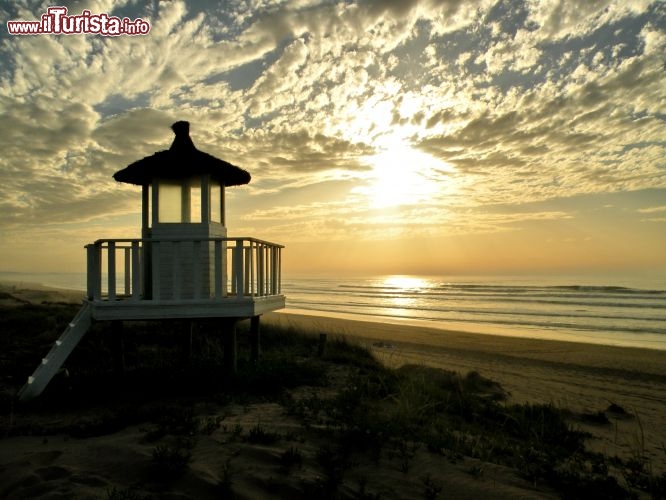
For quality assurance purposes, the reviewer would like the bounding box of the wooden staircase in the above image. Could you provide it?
[18,302,93,402]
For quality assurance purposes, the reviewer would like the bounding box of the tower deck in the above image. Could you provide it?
[86,236,285,321]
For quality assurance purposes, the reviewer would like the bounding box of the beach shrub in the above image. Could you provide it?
[323,335,384,370]
[198,414,224,435]
[151,439,193,477]
[236,321,319,355]
[579,410,611,425]
[246,423,280,444]
[230,356,327,397]
[315,443,354,493]
[106,486,152,500]
[217,458,235,499]
[279,446,303,471]
[421,474,443,500]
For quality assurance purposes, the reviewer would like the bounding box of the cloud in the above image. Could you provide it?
[637,206,666,214]
[524,0,654,40]
[0,0,664,261]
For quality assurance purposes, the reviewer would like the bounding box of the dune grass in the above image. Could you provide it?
[1,302,665,498]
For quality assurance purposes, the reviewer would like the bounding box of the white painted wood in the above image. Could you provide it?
[215,240,223,298]
[257,244,265,296]
[152,241,161,301]
[91,295,286,321]
[201,175,210,223]
[86,244,95,300]
[277,247,282,294]
[93,244,101,300]
[173,241,181,301]
[244,246,251,296]
[87,237,283,309]
[131,241,141,301]
[220,185,226,226]
[193,240,202,300]
[151,180,159,228]
[142,185,150,232]
[18,302,93,401]
[249,240,255,296]
[108,241,116,300]
[233,240,244,298]
[181,180,191,222]
[124,247,131,295]
[271,247,277,295]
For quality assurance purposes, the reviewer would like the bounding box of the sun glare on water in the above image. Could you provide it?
[382,275,429,290]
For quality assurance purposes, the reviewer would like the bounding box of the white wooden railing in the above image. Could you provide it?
[85,237,283,302]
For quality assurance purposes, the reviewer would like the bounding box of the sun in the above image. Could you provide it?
[360,141,451,209]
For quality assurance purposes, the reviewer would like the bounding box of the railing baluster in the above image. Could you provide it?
[131,241,141,301]
[108,242,116,300]
[277,247,282,294]
[270,247,277,295]
[124,247,131,296]
[263,245,268,296]
[244,245,251,296]
[233,240,244,298]
[86,244,94,300]
[264,245,269,296]
[214,240,223,299]
[250,240,255,297]
[257,244,264,296]
[152,241,161,301]
[94,243,102,300]
[83,237,283,304]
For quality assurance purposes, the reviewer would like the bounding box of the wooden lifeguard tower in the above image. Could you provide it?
[18,121,285,401]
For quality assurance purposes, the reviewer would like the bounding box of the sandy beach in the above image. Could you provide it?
[2,284,666,498]
[0,281,85,307]
[264,311,666,471]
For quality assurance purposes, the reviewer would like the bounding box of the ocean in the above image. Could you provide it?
[2,271,666,350]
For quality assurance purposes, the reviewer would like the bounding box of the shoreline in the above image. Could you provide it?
[267,310,666,378]
[280,307,666,351]
[2,280,665,352]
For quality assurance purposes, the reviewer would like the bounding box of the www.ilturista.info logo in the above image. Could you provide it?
[6,6,150,36]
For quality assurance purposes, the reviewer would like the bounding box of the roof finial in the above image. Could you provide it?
[170,121,195,151]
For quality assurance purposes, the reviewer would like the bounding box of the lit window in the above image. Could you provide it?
[158,182,182,223]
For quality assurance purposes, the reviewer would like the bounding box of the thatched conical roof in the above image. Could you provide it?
[113,121,251,186]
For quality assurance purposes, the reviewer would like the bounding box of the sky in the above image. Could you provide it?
[1,0,665,277]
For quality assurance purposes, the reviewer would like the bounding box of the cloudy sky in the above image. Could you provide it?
[1,0,664,276]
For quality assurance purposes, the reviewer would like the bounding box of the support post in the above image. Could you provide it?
[250,315,261,364]
[223,319,237,374]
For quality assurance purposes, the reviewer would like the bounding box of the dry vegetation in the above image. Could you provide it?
[1,300,665,499]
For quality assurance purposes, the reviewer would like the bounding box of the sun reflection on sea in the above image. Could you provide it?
[382,275,428,290]
[379,275,430,311]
